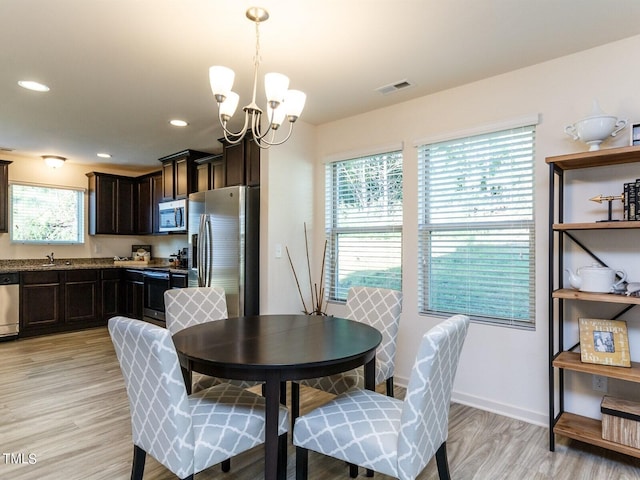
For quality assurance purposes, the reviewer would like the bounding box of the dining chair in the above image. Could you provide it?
[293,314,470,480]
[291,286,402,427]
[164,287,262,392]
[108,316,289,480]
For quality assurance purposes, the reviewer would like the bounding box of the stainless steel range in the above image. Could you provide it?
[142,268,170,324]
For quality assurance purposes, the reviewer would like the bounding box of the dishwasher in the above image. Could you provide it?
[0,272,19,340]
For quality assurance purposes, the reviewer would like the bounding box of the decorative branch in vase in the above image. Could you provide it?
[286,223,328,315]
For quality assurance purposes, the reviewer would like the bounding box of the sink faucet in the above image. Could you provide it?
[46,252,55,264]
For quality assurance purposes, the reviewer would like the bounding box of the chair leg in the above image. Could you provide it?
[291,382,300,433]
[131,445,146,480]
[296,446,308,480]
[180,476,194,480]
[435,442,451,480]
[278,433,288,480]
[221,458,231,472]
[386,377,394,397]
[349,463,358,478]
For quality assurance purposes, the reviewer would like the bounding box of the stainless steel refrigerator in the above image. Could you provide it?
[188,186,260,317]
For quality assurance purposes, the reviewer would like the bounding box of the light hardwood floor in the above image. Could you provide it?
[1,327,639,479]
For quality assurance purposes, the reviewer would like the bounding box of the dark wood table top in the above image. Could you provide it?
[172,313,382,380]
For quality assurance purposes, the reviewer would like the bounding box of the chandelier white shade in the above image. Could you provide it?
[209,7,306,148]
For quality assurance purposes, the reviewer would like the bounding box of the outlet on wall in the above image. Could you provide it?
[592,375,608,393]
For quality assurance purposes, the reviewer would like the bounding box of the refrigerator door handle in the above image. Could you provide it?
[205,215,213,287]
[198,215,206,287]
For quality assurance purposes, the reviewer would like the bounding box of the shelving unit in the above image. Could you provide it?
[548,145,640,458]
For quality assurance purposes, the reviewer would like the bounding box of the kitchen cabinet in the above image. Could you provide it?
[0,160,11,233]
[87,172,137,235]
[20,270,63,335]
[64,269,99,325]
[101,269,121,321]
[20,268,123,337]
[159,149,211,201]
[195,154,225,191]
[137,171,162,234]
[221,137,260,187]
[548,145,640,459]
[123,269,144,320]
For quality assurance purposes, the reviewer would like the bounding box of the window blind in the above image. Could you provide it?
[11,183,85,244]
[325,151,403,302]
[417,126,535,327]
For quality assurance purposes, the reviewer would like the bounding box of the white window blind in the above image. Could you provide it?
[417,125,535,327]
[325,151,403,302]
[11,183,85,244]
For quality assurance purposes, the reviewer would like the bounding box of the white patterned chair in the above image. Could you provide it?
[164,287,262,392]
[108,316,289,480]
[291,287,402,427]
[292,314,469,480]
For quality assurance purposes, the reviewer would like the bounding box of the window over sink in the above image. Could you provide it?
[10,183,84,244]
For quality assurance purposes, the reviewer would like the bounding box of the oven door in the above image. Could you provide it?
[143,270,170,324]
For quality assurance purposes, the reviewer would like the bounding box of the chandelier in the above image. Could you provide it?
[209,7,306,149]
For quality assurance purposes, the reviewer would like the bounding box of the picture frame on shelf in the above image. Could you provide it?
[579,317,631,367]
[631,123,640,146]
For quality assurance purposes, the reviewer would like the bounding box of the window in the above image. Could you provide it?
[325,150,403,302]
[11,183,84,244]
[417,125,535,327]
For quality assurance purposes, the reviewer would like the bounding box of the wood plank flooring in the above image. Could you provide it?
[1,327,639,479]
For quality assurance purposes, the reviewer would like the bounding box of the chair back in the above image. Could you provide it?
[164,286,228,335]
[346,287,402,379]
[108,316,195,478]
[397,314,469,479]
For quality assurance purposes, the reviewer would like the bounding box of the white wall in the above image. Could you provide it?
[310,35,640,426]
[0,154,188,261]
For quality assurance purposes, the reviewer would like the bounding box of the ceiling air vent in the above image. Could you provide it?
[376,79,413,95]
[0,147,14,152]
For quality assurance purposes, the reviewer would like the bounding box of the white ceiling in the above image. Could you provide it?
[2,0,640,169]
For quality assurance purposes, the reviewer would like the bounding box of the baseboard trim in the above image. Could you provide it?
[394,376,547,427]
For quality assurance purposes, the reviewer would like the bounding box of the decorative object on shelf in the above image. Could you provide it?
[209,7,306,149]
[42,155,66,168]
[631,123,640,146]
[590,193,624,222]
[601,396,640,448]
[579,318,630,367]
[626,282,640,297]
[623,179,640,221]
[564,100,627,151]
[286,223,328,315]
[566,264,627,293]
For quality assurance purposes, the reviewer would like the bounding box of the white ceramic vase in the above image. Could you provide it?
[565,100,627,151]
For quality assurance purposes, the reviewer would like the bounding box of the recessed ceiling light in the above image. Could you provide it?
[97,153,112,158]
[18,80,50,92]
[170,119,188,127]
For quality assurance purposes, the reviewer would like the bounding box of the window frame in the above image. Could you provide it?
[10,182,85,245]
[324,149,403,303]
[416,121,537,328]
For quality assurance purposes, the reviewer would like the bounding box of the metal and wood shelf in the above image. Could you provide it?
[548,145,640,458]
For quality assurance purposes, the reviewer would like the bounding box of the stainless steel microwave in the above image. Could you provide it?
[158,199,187,232]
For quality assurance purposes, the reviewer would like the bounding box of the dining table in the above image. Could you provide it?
[171,313,382,480]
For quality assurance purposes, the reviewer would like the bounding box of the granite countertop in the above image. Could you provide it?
[0,258,189,274]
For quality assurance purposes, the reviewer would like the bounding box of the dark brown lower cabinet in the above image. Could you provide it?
[123,269,144,320]
[20,268,122,337]
[20,271,63,335]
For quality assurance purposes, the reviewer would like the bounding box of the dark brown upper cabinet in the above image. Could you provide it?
[137,171,162,235]
[0,160,11,233]
[159,149,211,201]
[220,137,260,187]
[195,154,224,192]
[87,172,136,235]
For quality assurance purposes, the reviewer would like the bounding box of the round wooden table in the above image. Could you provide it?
[172,314,382,480]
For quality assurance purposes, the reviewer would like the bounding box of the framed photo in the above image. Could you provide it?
[579,318,631,367]
[631,123,640,146]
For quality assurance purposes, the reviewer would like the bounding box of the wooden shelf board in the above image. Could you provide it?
[554,412,640,459]
[553,351,640,383]
[553,221,640,230]
[546,146,640,170]
[552,288,640,305]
